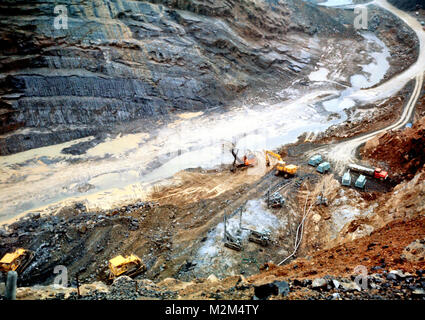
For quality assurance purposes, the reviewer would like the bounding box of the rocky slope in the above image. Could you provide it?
[0,0,353,155]
[361,116,425,181]
[389,0,425,10]
[3,215,425,300]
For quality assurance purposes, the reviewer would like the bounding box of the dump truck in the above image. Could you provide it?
[355,175,367,189]
[317,162,331,174]
[348,164,388,180]
[308,154,323,167]
[0,248,34,274]
[265,150,298,177]
[342,170,352,186]
[108,254,146,280]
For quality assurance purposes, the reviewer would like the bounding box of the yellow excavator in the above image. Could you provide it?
[108,254,146,281]
[0,248,34,274]
[265,150,298,177]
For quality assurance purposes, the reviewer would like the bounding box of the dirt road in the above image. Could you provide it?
[0,0,421,222]
[311,0,425,170]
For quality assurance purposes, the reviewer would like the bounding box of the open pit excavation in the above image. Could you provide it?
[0,0,425,306]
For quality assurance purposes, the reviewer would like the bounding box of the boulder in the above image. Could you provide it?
[311,278,328,289]
[401,239,425,263]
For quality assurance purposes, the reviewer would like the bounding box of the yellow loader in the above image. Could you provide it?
[108,254,146,281]
[265,150,298,177]
[0,248,34,274]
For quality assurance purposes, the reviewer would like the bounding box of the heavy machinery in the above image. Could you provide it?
[231,148,257,172]
[342,170,352,186]
[223,206,274,250]
[0,248,34,274]
[247,229,271,247]
[347,164,388,180]
[316,184,328,206]
[224,233,242,251]
[355,175,367,189]
[308,154,323,167]
[108,254,146,280]
[267,192,285,208]
[223,212,243,251]
[265,150,298,177]
[317,162,331,174]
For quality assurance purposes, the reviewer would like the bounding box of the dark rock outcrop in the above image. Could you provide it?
[388,0,425,10]
[0,0,351,154]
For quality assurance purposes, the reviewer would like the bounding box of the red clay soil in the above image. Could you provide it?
[361,116,425,181]
[250,215,425,282]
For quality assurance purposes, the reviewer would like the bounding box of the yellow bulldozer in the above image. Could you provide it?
[108,254,146,281]
[0,248,34,274]
[265,150,298,177]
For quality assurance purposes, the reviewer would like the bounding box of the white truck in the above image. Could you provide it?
[347,164,388,180]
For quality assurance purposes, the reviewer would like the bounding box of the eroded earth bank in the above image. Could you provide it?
[0,0,424,300]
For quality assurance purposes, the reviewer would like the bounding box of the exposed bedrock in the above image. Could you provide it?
[388,0,425,10]
[0,0,365,154]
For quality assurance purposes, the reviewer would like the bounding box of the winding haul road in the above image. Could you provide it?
[312,0,425,169]
[0,0,423,223]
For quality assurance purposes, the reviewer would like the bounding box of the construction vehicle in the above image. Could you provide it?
[267,192,285,208]
[348,163,388,180]
[316,195,328,206]
[223,212,242,251]
[108,254,146,280]
[248,229,271,247]
[317,162,331,174]
[231,148,257,172]
[316,184,328,206]
[265,150,298,177]
[342,170,352,186]
[355,175,367,189]
[308,154,323,167]
[0,248,34,274]
[224,234,242,251]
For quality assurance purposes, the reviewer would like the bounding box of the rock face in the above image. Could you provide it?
[388,0,425,10]
[0,0,350,155]
[361,116,425,181]
[401,239,425,263]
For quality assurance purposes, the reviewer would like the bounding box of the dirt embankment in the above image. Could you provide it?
[361,116,425,181]
[250,114,425,297]
[317,96,406,144]
[251,215,425,282]
[9,215,425,300]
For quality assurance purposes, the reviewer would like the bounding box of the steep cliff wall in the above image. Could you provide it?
[0,0,350,154]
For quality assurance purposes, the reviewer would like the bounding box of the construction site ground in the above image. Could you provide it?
[2,75,425,301]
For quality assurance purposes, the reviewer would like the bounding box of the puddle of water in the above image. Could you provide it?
[319,0,353,7]
[0,31,392,223]
[322,32,390,112]
[0,89,340,222]
[309,67,330,82]
[86,132,149,158]
[349,32,390,88]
